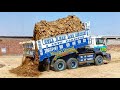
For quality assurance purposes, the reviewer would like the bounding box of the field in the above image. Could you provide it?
[0,45,120,78]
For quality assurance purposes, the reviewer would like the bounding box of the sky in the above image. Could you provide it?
[0,12,120,36]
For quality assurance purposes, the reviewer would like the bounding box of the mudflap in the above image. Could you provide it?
[44,59,50,72]
[104,53,111,64]
[39,59,50,72]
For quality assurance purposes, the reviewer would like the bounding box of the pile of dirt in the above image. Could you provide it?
[0,64,5,68]
[107,45,120,51]
[33,15,85,40]
[9,57,40,77]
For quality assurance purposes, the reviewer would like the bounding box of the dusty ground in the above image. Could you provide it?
[0,47,120,78]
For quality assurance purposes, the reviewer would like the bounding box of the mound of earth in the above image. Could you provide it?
[9,57,41,77]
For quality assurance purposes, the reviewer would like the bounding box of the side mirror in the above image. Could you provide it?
[85,21,90,30]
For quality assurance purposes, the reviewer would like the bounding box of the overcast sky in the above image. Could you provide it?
[0,12,120,36]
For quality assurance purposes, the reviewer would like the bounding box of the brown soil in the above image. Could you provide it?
[9,57,40,77]
[33,15,85,40]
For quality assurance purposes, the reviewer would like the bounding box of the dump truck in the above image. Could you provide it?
[20,21,111,71]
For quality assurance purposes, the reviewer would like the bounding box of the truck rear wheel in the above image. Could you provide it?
[53,59,66,71]
[95,55,103,65]
[67,58,78,69]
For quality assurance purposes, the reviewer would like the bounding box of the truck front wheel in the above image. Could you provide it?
[53,59,66,71]
[67,58,78,69]
[95,55,103,65]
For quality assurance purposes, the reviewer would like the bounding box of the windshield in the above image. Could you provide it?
[96,38,104,45]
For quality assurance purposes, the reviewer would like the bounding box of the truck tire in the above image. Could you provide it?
[95,55,103,65]
[67,58,78,69]
[53,59,66,71]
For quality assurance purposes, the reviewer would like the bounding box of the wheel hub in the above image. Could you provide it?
[71,61,77,68]
[57,62,64,70]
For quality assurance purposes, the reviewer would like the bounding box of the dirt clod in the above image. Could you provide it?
[0,64,5,68]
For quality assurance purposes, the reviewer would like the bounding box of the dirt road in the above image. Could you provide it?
[0,50,120,78]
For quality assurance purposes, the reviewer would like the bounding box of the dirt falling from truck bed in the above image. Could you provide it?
[9,57,41,77]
